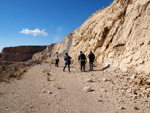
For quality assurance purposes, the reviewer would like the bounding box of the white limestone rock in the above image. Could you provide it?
[83,86,92,92]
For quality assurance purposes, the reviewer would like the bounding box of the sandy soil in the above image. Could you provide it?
[0,57,150,113]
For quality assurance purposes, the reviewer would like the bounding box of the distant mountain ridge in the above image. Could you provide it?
[0,46,46,65]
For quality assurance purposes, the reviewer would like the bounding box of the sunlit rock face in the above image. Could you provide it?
[54,0,150,74]
[51,33,73,56]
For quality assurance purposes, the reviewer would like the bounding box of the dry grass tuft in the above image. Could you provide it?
[0,65,7,72]
[0,51,49,82]
[46,76,51,81]
[54,83,62,89]
[15,71,22,80]
[12,65,19,71]
[34,60,42,65]
[0,63,28,82]
[51,59,55,64]
[1,73,10,83]
[47,72,51,76]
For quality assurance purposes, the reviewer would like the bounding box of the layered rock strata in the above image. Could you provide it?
[0,46,47,62]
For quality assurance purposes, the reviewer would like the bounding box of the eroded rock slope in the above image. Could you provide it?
[55,0,150,74]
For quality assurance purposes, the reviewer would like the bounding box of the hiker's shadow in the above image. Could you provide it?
[89,64,110,72]
[100,64,110,71]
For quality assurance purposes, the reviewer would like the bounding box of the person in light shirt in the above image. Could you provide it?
[55,52,59,67]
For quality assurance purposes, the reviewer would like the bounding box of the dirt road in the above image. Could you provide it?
[0,57,150,113]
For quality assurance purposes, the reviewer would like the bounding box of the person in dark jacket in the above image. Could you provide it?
[78,51,86,72]
[88,51,95,71]
[63,53,71,72]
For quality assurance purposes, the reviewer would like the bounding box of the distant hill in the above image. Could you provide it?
[0,46,46,65]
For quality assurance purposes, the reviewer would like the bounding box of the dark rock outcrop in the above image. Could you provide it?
[0,46,47,62]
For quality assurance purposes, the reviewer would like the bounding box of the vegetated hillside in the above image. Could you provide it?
[55,0,150,74]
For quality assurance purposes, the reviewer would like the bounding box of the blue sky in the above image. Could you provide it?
[0,0,114,52]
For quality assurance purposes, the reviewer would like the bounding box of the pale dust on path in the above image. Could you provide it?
[0,57,150,113]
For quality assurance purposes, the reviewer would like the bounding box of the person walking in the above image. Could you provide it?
[55,52,59,67]
[78,51,86,72]
[63,53,71,72]
[88,51,95,71]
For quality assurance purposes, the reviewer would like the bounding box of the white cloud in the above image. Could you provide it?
[20,28,48,37]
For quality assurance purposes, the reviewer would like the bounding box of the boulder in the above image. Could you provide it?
[83,86,92,92]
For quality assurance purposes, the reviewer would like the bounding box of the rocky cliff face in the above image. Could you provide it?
[0,46,47,62]
[51,33,73,56]
[55,0,150,74]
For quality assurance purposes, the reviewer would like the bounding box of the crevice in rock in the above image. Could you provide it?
[102,27,111,40]
[143,1,150,11]
[106,43,110,50]
[94,27,111,51]
[114,44,125,48]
